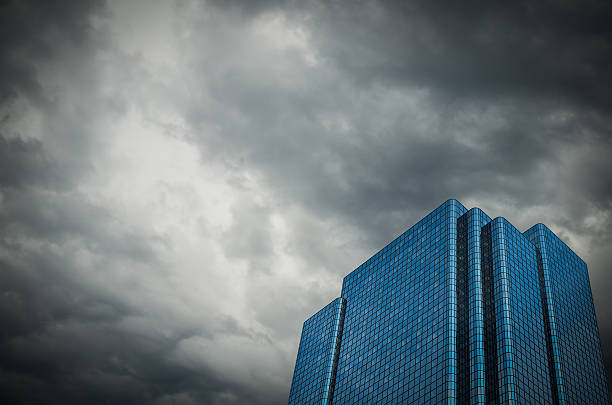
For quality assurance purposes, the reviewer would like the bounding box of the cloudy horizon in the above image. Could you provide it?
[1,0,612,403]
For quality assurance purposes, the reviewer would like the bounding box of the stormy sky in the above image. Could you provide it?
[1,0,611,403]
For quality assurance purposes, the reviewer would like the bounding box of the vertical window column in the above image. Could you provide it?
[322,298,346,405]
[490,220,517,404]
[467,210,489,404]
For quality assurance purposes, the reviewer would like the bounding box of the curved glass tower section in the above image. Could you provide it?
[288,200,609,404]
[524,224,609,404]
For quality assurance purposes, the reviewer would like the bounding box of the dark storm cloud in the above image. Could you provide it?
[308,1,612,107]
[200,0,612,191]
[0,1,232,404]
[0,195,267,404]
[0,0,104,103]
[0,250,254,405]
[0,136,65,189]
[1,0,612,404]
[221,199,274,273]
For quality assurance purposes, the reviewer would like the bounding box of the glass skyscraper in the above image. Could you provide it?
[288,200,609,404]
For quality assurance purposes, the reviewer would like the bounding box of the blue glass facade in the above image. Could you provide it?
[483,218,552,404]
[333,200,465,404]
[457,208,490,404]
[289,200,610,404]
[524,224,609,404]
[288,298,346,405]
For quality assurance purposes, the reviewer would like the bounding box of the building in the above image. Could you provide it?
[287,199,609,404]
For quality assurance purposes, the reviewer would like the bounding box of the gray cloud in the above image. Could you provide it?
[1,0,612,403]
